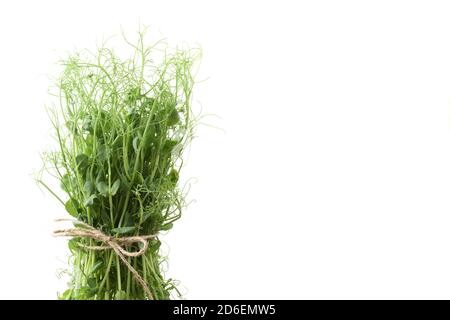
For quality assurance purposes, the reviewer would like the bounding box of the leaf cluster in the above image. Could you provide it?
[39,31,199,299]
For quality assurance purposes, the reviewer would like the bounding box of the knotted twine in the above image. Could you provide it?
[53,218,157,300]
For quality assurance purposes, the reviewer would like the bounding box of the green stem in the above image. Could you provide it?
[116,256,122,293]
[98,251,114,294]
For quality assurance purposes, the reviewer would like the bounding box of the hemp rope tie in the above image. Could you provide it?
[53,218,157,300]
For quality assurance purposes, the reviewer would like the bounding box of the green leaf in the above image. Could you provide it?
[124,211,135,227]
[65,199,79,217]
[59,289,72,300]
[60,173,72,192]
[97,145,109,162]
[141,212,152,224]
[75,154,89,171]
[82,118,93,133]
[114,290,128,300]
[111,179,121,196]
[163,139,178,153]
[83,180,93,195]
[101,209,111,225]
[167,109,180,126]
[96,181,109,196]
[65,120,77,133]
[87,277,97,289]
[149,239,161,253]
[68,238,78,252]
[78,286,96,298]
[160,222,173,231]
[91,260,104,274]
[111,226,135,235]
[83,194,97,207]
[132,136,139,152]
[168,169,179,184]
[120,176,132,192]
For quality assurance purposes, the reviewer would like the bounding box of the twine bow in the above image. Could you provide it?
[53,218,157,300]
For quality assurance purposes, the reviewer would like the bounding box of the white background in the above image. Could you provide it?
[1,0,450,299]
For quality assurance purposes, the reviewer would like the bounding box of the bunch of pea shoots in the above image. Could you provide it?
[38,32,199,300]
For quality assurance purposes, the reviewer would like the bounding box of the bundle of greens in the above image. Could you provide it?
[38,31,199,300]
